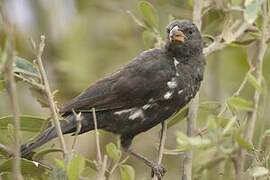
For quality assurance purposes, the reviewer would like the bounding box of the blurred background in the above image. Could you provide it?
[0,0,269,179]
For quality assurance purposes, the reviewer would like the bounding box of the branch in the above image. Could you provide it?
[14,73,45,91]
[71,110,82,150]
[181,1,202,180]
[235,2,270,180]
[92,107,102,166]
[97,155,108,180]
[0,8,23,180]
[203,22,250,56]
[32,36,67,156]
[153,121,167,180]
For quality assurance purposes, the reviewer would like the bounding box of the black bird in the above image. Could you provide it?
[21,20,205,179]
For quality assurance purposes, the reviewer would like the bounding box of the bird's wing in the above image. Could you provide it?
[59,49,174,114]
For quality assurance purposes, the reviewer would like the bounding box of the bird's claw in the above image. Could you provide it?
[151,164,166,179]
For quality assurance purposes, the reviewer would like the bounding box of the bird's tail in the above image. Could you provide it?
[20,113,94,157]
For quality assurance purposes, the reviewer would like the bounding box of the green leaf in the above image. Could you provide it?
[67,154,85,180]
[0,158,50,175]
[0,80,5,92]
[106,142,122,162]
[222,116,237,136]
[228,96,253,111]
[167,106,188,128]
[55,159,65,169]
[234,132,253,150]
[142,30,155,48]
[0,115,48,132]
[248,166,269,177]
[244,0,265,24]
[14,56,40,78]
[247,72,261,91]
[139,1,159,29]
[176,132,211,151]
[120,164,135,180]
[32,148,63,161]
[200,101,221,111]
[127,11,147,29]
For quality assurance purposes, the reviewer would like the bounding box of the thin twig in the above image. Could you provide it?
[14,73,45,91]
[0,143,13,157]
[32,36,67,156]
[181,0,202,179]
[153,121,167,180]
[71,110,82,150]
[108,156,129,178]
[157,121,167,164]
[0,9,23,180]
[203,22,251,56]
[233,69,252,96]
[235,2,269,180]
[97,155,108,180]
[92,107,102,166]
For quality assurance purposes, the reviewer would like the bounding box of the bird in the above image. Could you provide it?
[20,19,205,179]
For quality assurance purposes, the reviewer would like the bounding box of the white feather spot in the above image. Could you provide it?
[33,161,39,167]
[167,77,177,89]
[164,91,173,99]
[178,89,184,94]
[129,109,144,120]
[142,104,151,110]
[174,58,179,67]
[148,98,154,103]
[114,108,133,115]
[176,72,180,76]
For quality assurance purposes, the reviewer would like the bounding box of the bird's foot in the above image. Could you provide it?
[151,164,166,180]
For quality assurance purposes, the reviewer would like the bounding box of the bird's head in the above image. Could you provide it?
[165,20,203,58]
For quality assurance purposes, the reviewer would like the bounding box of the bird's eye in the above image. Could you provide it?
[188,30,193,35]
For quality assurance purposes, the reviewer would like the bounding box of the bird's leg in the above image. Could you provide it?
[121,136,166,179]
[126,148,166,179]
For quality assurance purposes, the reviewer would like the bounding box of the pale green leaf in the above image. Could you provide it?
[176,132,211,150]
[247,72,261,91]
[139,1,159,29]
[244,0,265,24]
[0,158,50,175]
[106,142,122,162]
[67,154,85,180]
[0,115,48,132]
[120,164,135,180]
[33,148,63,161]
[228,96,253,111]
[127,11,147,29]
[14,56,40,78]
[234,132,253,150]
[222,116,237,136]
[200,101,221,111]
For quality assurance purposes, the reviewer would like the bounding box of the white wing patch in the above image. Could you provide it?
[167,77,177,89]
[178,89,184,94]
[164,91,173,99]
[114,108,133,115]
[142,104,151,110]
[129,109,144,120]
[174,57,179,67]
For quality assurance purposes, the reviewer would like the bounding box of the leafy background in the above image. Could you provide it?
[0,0,270,179]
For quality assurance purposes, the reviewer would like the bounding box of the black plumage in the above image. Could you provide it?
[21,20,205,178]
